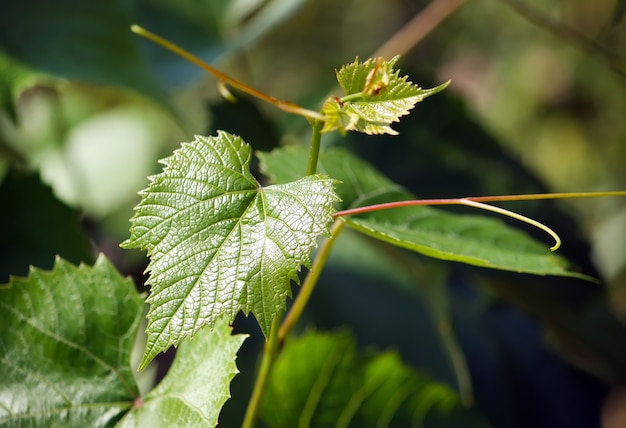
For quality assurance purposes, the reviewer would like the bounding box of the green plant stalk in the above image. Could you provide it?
[242,312,282,428]
[241,220,345,427]
[306,120,324,175]
[279,219,346,344]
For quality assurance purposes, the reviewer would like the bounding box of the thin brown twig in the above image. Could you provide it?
[373,0,467,59]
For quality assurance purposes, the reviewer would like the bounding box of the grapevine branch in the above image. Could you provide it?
[130,25,325,121]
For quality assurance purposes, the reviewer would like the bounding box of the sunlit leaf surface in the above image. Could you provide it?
[321,56,448,135]
[123,132,338,368]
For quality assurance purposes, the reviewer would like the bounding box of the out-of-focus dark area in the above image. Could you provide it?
[1,0,626,426]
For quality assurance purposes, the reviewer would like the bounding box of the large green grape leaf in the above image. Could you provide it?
[261,330,484,427]
[0,255,143,427]
[118,319,246,428]
[321,56,448,135]
[122,131,338,369]
[259,146,587,278]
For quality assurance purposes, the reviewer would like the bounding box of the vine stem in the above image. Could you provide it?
[306,120,324,176]
[242,313,282,428]
[130,25,325,121]
[333,191,626,251]
[241,220,345,427]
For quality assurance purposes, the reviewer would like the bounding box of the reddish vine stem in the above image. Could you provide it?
[333,191,626,217]
[333,191,626,252]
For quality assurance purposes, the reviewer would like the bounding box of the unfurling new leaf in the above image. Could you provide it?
[321,56,449,135]
[122,131,338,369]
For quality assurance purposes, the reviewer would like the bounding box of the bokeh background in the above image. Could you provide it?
[1,0,626,426]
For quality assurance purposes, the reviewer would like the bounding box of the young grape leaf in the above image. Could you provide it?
[0,255,144,427]
[261,330,484,427]
[259,146,588,278]
[122,131,338,369]
[118,319,246,428]
[321,56,448,135]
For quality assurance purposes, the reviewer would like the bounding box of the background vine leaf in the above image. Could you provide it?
[321,56,448,135]
[122,131,338,369]
[118,319,246,428]
[259,146,587,278]
[260,330,484,427]
[0,255,144,427]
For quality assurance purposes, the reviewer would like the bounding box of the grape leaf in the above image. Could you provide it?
[0,255,143,427]
[321,56,448,135]
[261,330,483,427]
[259,146,588,278]
[118,319,246,428]
[122,131,338,369]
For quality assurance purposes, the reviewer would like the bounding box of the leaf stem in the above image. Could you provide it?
[130,25,325,121]
[242,312,283,428]
[306,120,324,175]
[279,219,346,344]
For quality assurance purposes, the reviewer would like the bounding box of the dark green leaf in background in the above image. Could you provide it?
[0,255,144,427]
[123,132,338,368]
[260,146,587,278]
[261,330,482,427]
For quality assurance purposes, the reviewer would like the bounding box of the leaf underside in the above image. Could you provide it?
[0,255,144,427]
[321,56,448,135]
[123,131,338,369]
[259,146,586,278]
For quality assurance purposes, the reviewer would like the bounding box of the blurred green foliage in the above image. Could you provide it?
[2,0,626,426]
